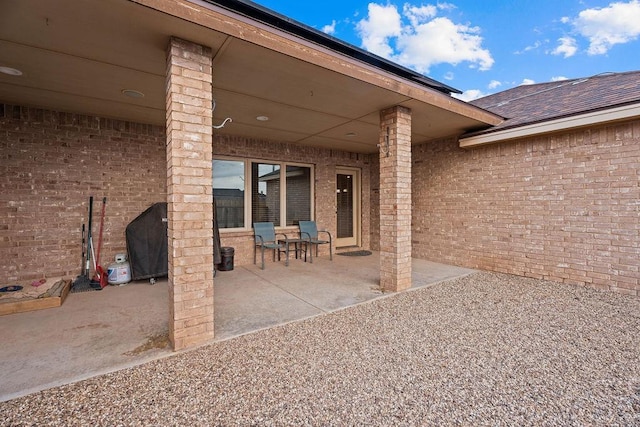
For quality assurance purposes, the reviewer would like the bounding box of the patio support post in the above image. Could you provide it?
[165,37,214,350]
[379,106,412,292]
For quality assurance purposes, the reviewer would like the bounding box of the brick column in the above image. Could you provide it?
[166,38,214,350]
[379,106,412,292]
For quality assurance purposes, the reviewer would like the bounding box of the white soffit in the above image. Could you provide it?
[459,103,640,148]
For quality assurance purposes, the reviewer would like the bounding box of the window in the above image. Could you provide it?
[252,162,280,226]
[286,165,311,226]
[213,158,313,229]
[212,160,245,228]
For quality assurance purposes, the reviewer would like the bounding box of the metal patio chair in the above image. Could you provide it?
[298,220,332,263]
[253,222,290,269]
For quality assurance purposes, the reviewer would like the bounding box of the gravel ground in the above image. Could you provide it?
[2,272,639,426]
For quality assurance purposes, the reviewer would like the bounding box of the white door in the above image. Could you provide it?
[335,168,360,247]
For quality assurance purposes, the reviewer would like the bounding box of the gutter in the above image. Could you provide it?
[459,103,640,148]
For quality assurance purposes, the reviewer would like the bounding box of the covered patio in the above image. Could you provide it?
[1,0,502,352]
[0,254,474,402]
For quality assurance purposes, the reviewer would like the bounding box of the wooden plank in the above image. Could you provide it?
[0,280,71,316]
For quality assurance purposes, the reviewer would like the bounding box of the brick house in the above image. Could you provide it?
[412,72,640,297]
[1,1,638,351]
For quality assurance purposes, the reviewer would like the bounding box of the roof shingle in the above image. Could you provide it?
[468,70,640,135]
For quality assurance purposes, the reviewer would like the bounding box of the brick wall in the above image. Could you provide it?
[379,106,412,292]
[6,101,636,296]
[214,134,372,266]
[166,37,214,349]
[411,119,640,296]
[369,153,380,251]
[0,102,374,284]
[0,104,166,285]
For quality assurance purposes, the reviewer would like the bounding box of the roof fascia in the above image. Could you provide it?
[459,103,640,148]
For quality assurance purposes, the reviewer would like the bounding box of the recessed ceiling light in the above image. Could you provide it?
[0,66,23,76]
[256,116,269,121]
[121,89,145,98]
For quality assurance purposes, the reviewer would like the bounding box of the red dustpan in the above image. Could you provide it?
[96,265,108,288]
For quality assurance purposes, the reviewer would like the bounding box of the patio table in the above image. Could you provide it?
[278,238,309,262]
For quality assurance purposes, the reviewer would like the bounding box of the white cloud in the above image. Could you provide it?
[403,4,438,27]
[517,40,542,54]
[322,20,337,35]
[520,78,536,85]
[396,17,494,73]
[356,3,493,73]
[551,76,568,81]
[356,4,402,58]
[488,80,502,89]
[443,71,454,80]
[552,36,578,57]
[437,2,458,12]
[573,0,640,55]
[452,89,487,102]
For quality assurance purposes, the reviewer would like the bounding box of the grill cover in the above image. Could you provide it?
[126,201,222,281]
[126,202,168,281]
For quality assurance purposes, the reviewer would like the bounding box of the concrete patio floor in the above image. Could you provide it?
[0,252,474,402]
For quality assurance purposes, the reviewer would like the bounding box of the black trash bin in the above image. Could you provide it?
[217,247,235,271]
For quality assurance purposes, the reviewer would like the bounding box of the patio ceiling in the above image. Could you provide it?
[0,0,501,154]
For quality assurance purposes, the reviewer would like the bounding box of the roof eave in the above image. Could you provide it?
[459,103,640,148]
[204,0,462,95]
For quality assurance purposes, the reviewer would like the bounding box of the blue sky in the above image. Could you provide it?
[252,0,640,100]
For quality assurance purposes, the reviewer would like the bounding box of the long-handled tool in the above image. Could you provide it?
[72,223,89,288]
[72,198,94,291]
[85,196,93,280]
[85,195,103,290]
[92,197,107,288]
[80,223,86,277]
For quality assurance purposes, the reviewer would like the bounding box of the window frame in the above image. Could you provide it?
[213,156,315,231]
